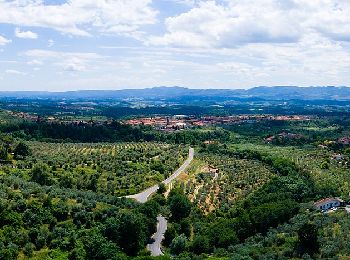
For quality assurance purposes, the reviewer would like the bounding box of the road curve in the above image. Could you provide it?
[125,147,194,203]
[125,147,194,256]
[146,216,168,256]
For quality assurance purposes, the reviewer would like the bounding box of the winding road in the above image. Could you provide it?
[146,216,168,256]
[125,147,194,256]
[126,147,194,203]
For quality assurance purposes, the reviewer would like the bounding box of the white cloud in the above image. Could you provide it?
[5,69,26,75]
[27,59,43,66]
[148,0,350,48]
[61,57,87,72]
[15,28,38,39]
[0,35,11,45]
[48,39,54,47]
[24,49,103,72]
[0,0,157,37]
[148,1,301,48]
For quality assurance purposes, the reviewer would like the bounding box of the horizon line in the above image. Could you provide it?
[0,85,348,93]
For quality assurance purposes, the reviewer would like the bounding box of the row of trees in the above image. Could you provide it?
[159,145,321,258]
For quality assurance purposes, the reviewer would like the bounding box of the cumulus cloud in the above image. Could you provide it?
[148,0,350,48]
[0,0,157,37]
[0,35,11,45]
[15,28,38,39]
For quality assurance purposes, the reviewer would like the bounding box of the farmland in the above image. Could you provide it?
[15,142,188,196]
[1,100,350,259]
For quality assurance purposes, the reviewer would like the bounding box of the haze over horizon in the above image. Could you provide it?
[1,0,350,91]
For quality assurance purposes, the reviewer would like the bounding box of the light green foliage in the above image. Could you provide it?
[24,142,187,196]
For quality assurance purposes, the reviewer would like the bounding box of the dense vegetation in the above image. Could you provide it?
[0,119,230,145]
[1,103,350,259]
[0,171,164,259]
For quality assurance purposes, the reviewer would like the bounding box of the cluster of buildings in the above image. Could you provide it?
[264,132,305,143]
[7,111,39,121]
[125,115,188,131]
[124,115,310,131]
[338,137,350,145]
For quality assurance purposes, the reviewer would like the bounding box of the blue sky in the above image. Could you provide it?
[0,0,350,91]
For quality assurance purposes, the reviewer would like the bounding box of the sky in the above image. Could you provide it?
[0,0,350,91]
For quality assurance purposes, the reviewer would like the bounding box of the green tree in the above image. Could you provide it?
[68,241,86,260]
[157,183,166,194]
[104,211,148,256]
[163,225,177,247]
[170,234,187,255]
[297,223,319,256]
[0,145,8,161]
[191,235,210,254]
[23,243,35,257]
[30,163,52,185]
[14,142,31,159]
[168,193,191,222]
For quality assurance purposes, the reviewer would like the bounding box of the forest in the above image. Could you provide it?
[1,105,350,259]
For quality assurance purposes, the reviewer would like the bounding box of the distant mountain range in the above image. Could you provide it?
[1,86,349,101]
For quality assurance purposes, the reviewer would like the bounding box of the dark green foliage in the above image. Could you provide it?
[157,183,167,194]
[14,142,31,158]
[163,224,177,247]
[68,241,86,260]
[179,218,191,238]
[207,219,239,248]
[82,231,127,260]
[297,223,319,256]
[0,145,8,161]
[0,172,154,258]
[168,188,192,222]
[1,119,230,145]
[104,211,148,255]
[30,163,52,185]
[191,235,210,254]
[23,242,35,257]
[170,234,188,255]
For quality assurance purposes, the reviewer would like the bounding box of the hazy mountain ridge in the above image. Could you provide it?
[1,86,349,101]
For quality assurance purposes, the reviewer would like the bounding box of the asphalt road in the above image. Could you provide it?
[125,147,194,256]
[146,216,168,256]
[125,147,194,203]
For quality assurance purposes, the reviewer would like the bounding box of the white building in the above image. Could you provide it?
[314,198,343,211]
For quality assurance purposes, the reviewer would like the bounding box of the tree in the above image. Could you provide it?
[170,234,187,255]
[168,193,191,222]
[23,243,34,257]
[14,142,31,159]
[83,231,127,260]
[157,183,166,194]
[104,211,148,256]
[68,241,86,260]
[297,223,319,256]
[208,219,239,248]
[180,218,191,238]
[30,163,52,185]
[0,143,8,161]
[191,235,210,254]
[164,225,177,247]
[150,160,165,175]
